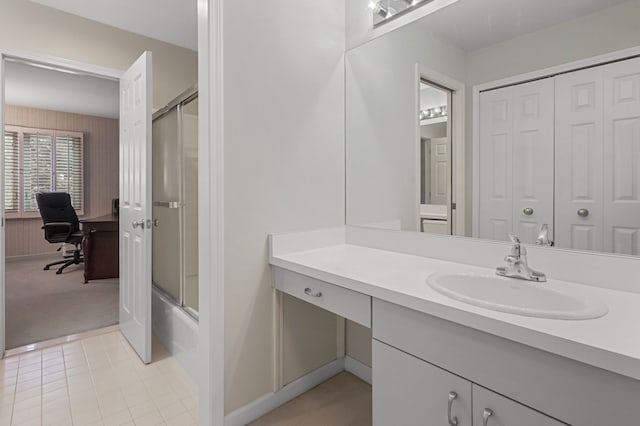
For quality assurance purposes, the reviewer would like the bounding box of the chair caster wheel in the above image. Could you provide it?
[44,266,50,270]
[56,270,63,275]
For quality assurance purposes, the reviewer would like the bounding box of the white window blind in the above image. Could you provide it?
[23,132,53,212]
[55,134,83,210]
[3,131,19,212]
[3,126,84,216]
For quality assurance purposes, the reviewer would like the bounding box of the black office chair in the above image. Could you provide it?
[35,192,84,274]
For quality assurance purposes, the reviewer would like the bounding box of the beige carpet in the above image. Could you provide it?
[5,254,118,349]
[250,372,372,426]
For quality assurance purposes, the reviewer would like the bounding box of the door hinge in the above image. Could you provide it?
[451,202,457,210]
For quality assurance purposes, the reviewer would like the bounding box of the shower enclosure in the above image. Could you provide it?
[152,86,198,316]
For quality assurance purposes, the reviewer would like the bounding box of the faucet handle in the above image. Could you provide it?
[507,233,526,256]
[508,233,521,244]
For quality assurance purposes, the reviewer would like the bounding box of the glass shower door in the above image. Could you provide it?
[151,92,199,314]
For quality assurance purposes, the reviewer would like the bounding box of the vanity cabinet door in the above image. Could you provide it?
[372,339,472,426]
[472,385,567,426]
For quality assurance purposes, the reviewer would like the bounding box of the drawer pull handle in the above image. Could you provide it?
[304,288,322,298]
[483,408,494,426]
[447,391,458,426]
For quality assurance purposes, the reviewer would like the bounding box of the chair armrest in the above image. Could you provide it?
[43,222,74,241]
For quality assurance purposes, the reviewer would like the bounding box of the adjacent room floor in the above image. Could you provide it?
[0,329,198,426]
[5,255,119,349]
[250,372,372,426]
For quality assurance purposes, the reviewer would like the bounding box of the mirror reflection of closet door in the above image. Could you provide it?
[555,67,604,252]
[512,78,554,244]
[603,57,640,256]
[479,86,513,241]
[479,80,554,243]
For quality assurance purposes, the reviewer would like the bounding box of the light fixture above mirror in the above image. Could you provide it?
[369,0,438,26]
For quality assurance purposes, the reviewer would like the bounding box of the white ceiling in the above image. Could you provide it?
[28,0,629,56]
[30,0,197,51]
[4,61,119,119]
[419,0,631,51]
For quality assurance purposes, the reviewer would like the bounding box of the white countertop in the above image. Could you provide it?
[271,243,640,381]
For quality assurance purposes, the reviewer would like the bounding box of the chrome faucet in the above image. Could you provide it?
[535,224,554,247]
[496,234,546,282]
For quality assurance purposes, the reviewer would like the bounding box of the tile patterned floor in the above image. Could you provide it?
[0,331,198,426]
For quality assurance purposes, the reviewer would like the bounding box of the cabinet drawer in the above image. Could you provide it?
[473,385,566,426]
[273,267,371,327]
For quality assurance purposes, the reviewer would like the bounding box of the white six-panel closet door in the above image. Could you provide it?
[555,67,604,252]
[478,80,554,243]
[511,79,555,244]
[603,57,640,256]
[479,87,514,241]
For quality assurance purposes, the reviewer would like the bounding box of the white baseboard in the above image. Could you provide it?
[345,356,372,385]
[225,358,345,426]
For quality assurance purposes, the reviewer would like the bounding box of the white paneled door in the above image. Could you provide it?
[555,67,604,252]
[429,137,449,205]
[479,80,554,244]
[479,86,514,241]
[603,57,640,255]
[119,51,153,364]
[512,79,555,244]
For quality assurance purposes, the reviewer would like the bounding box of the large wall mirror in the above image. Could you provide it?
[346,0,640,256]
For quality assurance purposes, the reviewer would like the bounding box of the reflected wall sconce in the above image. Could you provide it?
[370,0,441,26]
[420,105,447,121]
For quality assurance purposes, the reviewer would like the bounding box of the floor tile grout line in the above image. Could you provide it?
[60,343,75,426]
[8,359,17,426]
[82,336,106,424]
[40,351,43,426]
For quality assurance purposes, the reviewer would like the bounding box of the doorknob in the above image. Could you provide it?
[577,208,589,218]
[523,207,534,216]
[131,220,145,229]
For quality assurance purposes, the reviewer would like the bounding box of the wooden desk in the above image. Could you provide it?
[81,214,119,283]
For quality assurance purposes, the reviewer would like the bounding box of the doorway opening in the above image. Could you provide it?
[3,58,120,351]
[416,65,466,237]
[418,80,452,235]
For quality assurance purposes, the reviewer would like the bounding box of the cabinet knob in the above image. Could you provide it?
[523,207,534,216]
[482,408,494,426]
[447,391,458,426]
[577,208,589,218]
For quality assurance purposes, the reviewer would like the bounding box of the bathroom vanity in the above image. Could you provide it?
[270,226,640,426]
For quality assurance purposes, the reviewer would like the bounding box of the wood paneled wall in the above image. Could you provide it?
[5,105,119,257]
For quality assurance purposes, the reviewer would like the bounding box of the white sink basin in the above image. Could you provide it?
[427,273,608,320]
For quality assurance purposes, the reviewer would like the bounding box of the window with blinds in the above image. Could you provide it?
[4,131,19,212]
[3,126,84,216]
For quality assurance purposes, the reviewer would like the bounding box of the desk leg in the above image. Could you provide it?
[82,237,89,284]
